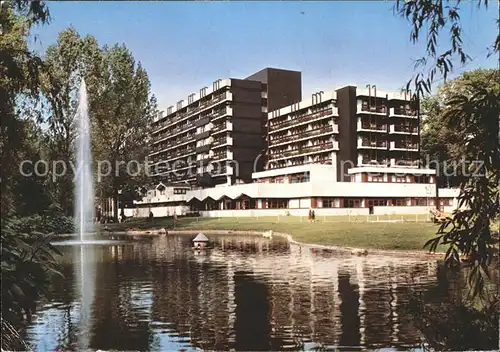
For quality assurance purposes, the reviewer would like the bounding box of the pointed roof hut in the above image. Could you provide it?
[193,233,209,243]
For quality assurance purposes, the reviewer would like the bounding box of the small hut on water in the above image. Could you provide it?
[193,233,209,249]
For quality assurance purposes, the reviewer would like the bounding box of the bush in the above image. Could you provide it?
[1,217,63,350]
[11,215,74,235]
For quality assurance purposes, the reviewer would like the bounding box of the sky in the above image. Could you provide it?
[29,1,499,111]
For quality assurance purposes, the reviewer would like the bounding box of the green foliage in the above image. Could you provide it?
[10,215,74,235]
[0,8,45,217]
[423,72,500,298]
[395,0,499,97]
[91,44,157,220]
[11,0,50,24]
[1,217,63,348]
[420,69,500,188]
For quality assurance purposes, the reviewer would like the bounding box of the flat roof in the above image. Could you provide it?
[347,167,436,175]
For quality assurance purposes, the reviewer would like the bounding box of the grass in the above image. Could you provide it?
[101,215,445,252]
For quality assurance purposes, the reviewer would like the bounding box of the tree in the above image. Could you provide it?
[0,5,63,350]
[91,44,157,221]
[40,27,102,215]
[0,7,44,217]
[424,73,499,295]
[396,1,500,295]
[420,69,500,188]
[395,0,499,97]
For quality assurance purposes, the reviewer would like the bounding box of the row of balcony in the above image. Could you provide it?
[358,155,420,168]
[268,141,338,161]
[153,108,232,142]
[151,134,195,154]
[212,136,233,147]
[269,157,333,170]
[269,107,337,132]
[357,138,419,151]
[153,92,231,132]
[151,159,235,176]
[356,119,419,135]
[358,104,418,118]
[212,121,233,134]
[270,124,337,145]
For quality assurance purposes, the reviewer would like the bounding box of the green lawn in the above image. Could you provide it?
[102,215,444,252]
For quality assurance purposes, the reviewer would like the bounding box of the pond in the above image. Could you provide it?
[21,234,491,351]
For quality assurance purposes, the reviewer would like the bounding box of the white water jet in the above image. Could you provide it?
[74,79,94,241]
[74,79,96,350]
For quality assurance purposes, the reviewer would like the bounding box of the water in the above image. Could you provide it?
[74,79,94,241]
[72,79,97,351]
[22,235,498,351]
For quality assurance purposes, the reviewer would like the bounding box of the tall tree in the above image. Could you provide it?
[420,69,500,188]
[91,44,157,220]
[40,27,102,215]
[0,7,44,216]
[0,4,63,350]
[396,0,500,295]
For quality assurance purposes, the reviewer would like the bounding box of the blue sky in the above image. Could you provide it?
[30,1,498,110]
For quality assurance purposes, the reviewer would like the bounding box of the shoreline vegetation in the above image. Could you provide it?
[97,215,448,256]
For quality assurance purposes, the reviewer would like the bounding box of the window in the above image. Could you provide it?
[414,198,428,206]
[415,175,431,183]
[344,198,362,208]
[393,198,408,206]
[322,198,336,208]
[368,199,387,207]
[290,172,310,183]
[370,175,384,182]
[440,198,452,206]
[174,188,187,195]
[266,199,289,209]
[394,176,407,183]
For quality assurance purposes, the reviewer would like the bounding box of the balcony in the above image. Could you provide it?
[211,106,233,122]
[390,158,420,168]
[389,107,418,118]
[212,121,233,134]
[211,165,233,176]
[359,157,390,167]
[196,144,211,154]
[213,152,228,160]
[270,124,338,146]
[389,124,419,135]
[357,120,387,133]
[390,141,419,151]
[152,92,232,134]
[357,138,388,150]
[194,116,210,128]
[269,141,339,161]
[194,130,210,141]
[150,134,195,154]
[212,136,233,148]
[269,107,338,133]
[357,104,387,115]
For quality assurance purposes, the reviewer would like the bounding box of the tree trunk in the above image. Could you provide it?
[112,188,119,222]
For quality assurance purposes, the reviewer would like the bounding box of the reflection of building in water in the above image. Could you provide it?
[206,237,439,349]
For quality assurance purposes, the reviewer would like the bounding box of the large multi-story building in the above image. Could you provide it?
[266,85,420,181]
[148,68,301,187]
[128,68,458,218]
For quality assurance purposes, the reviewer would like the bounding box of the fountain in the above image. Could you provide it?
[74,79,94,241]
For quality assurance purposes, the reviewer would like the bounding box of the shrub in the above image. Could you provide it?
[11,215,74,235]
[1,217,63,350]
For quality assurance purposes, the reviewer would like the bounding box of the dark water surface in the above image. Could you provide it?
[22,235,484,351]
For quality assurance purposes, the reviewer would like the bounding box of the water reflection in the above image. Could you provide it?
[23,235,486,351]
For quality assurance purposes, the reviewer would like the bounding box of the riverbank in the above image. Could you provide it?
[99,216,446,253]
